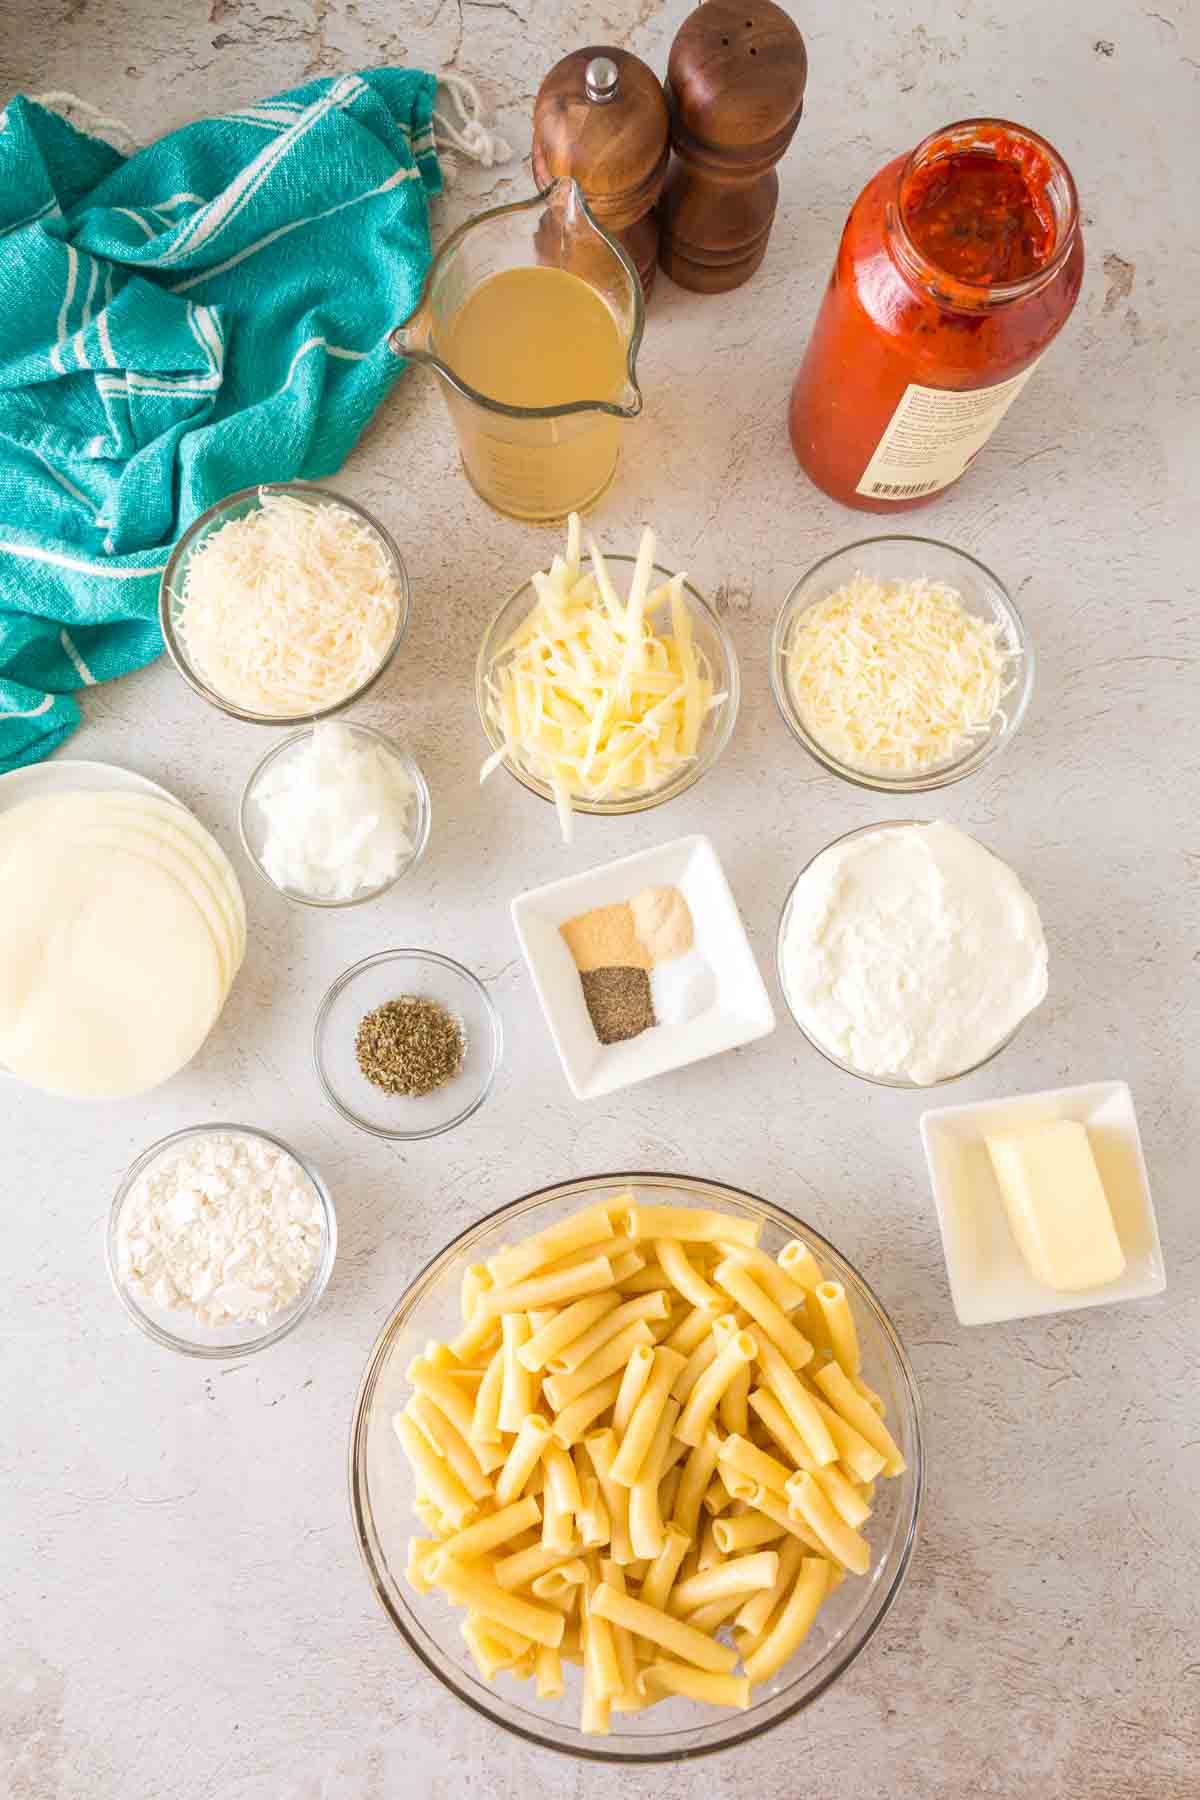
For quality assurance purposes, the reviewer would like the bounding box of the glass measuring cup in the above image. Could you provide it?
[390,178,644,523]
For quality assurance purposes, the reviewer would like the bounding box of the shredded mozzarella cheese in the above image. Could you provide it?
[481,517,723,841]
[175,490,403,716]
[784,573,1015,774]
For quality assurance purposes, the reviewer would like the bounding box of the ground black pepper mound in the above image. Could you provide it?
[355,994,466,1096]
[579,966,655,1044]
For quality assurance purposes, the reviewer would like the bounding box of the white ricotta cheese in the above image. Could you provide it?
[781,821,1047,1085]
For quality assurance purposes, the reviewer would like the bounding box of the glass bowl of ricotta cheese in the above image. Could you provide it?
[106,1124,337,1356]
[776,820,1048,1087]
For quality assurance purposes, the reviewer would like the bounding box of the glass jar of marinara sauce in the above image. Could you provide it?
[788,118,1084,510]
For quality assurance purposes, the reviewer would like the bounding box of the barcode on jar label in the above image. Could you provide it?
[855,364,1042,501]
[869,480,940,497]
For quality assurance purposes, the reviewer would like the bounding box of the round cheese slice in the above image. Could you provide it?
[65,824,238,991]
[0,795,241,991]
[79,791,247,960]
[0,834,225,1099]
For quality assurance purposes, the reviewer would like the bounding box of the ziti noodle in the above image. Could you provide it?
[390,1188,906,1731]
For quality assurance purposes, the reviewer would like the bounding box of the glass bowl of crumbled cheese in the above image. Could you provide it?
[106,1124,337,1357]
[769,536,1033,793]
[160,482,410,725]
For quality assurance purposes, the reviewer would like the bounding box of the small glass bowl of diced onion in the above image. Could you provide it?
[239,721,432,909]
[769,536,1033,794]
[476,523,740,839]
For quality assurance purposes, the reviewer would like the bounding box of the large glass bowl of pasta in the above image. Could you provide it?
[349,1174,924,1763]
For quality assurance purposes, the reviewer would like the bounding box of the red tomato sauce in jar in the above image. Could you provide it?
[788,120,1083,511]
[903,147,1057,284]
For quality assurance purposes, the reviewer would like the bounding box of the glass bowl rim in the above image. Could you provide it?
[105,1122,337,1358]
[776,818,1028,1088]
[238,722,432,910]
[768,534,1034,795]
[475,555,741,818]
[347,1169,925,1764]
[159,481,411,725]
[312,949,503,1141]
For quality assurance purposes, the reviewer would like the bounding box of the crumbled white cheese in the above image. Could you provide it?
[785,573,1014,774]
[117,1131,324,1327]
[254,721,416,901]
[175,490,403,717]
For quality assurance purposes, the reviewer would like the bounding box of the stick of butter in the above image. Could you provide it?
[985,1120,1126,1293]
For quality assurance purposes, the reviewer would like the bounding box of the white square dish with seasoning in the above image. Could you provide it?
[511,834,775,1101]
[920,1080,1166,1326]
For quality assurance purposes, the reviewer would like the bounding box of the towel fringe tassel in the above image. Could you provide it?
[433,72,512,175]
[31,91,140,151]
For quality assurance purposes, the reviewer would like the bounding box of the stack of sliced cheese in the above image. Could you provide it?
[0,791,245,1099]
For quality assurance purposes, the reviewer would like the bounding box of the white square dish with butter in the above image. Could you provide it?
[920,1081,1166,1326]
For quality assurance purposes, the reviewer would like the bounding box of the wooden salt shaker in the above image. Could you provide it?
[533,47,670,297]
[658,0,807,293]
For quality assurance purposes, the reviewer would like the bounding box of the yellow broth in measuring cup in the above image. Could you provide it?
[392,180,644,523]
[437,267,626,520]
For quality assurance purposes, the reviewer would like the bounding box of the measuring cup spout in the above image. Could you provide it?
[388,296,434,363]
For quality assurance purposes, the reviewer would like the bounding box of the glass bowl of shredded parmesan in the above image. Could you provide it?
[161,483,410,723]
[476,518,739,842]
[770,537,1032,792]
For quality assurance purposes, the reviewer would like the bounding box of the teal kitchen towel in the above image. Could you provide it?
[0,71,441,770]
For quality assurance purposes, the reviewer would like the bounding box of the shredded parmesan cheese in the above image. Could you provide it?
[175,490,403,716]
[784,573,1015,775]
[481,516,724,841]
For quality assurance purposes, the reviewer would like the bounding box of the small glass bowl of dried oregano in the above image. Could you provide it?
[313,950,503,1139]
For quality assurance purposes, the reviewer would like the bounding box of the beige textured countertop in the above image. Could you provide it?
[3,2,1198,1796]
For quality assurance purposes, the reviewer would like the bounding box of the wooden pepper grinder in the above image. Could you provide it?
[533,47,671,297]
[658,0,807,292]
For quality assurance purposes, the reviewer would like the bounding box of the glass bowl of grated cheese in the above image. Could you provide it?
[769,536,1032,793]
[476,547,740,838]
[160,482,410,724]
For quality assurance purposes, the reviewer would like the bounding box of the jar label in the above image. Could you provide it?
[855,362,1042,500]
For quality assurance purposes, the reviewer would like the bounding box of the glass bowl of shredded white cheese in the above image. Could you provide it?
[106,1124,337,1356]
[160,483,410,723]
[770,536,1032,793]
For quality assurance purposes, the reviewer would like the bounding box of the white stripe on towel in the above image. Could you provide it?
[113,206,158,240]
[0,196,59,237]
[169,165,415,294]
[280,335,367,392]
[30,446,97,514]
[71,258,100,369]
[0,692,54,719]
[97,268,117,368]
[161,77,362,269]
[0,541,165,578]
[188,301,224,375]
[60,629,97,684]
[50,244,78,373]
